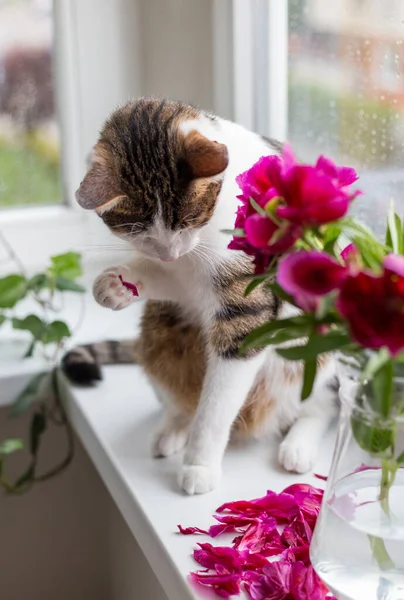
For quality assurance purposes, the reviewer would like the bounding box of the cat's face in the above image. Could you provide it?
[76,99,229,261]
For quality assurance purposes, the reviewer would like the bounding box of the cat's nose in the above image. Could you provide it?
[158,247,180,262]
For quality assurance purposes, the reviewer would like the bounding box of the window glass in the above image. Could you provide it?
[288,0,404,235]
[0,0,61,208]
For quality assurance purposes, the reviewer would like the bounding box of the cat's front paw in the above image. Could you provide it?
[178,464,222,495]
[278,438,318,474]
[93,267,139,310]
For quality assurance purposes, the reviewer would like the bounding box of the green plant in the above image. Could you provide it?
[0,231,85,493]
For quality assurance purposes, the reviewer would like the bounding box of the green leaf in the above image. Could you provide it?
[12,315,45,339]
[351,235,384,272]
[250,197,267,216]
[54,276,86,293]
[362,348,390,382]
[50,252,82,279]
[0,314,6,327]
[245,328,308,349]
[302,359,317,400]
[386,202,403,254]
[276,331,352,361]
[9,372,48,418]
[30,411,47,456]
[0,439,23,455]
[244,275,270,297]
[265,282,295,303]
[0,274,27,308]
[397,451,404,465]
[372,359,394,419]
[27,273,50,292]
[322,223,343,253]
[351,411,393,455]
[240,315,313,351]
[43,320,71,344]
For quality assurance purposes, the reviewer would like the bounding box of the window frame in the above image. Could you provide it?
[0,0,90,268]
[229,0,288,140]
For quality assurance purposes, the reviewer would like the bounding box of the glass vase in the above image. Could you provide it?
[310,365,404,600]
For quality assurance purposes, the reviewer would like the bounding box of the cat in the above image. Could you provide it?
[63,98,338,495]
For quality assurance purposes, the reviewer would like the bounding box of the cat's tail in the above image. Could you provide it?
[62,339,141,385]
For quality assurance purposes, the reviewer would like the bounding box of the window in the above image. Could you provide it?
[287,0,404,237]
[0,0,61,208]
[1,0,402,267]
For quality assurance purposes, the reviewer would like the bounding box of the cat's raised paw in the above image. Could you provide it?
[278,438,318,474]
[178,464,221,495]
[93,267,139,311]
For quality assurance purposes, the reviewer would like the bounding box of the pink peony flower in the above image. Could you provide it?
[337,254,404,355]
[277,250,347,311]
[268,145,360,226]
[228,145,360,273]
[228,156,301,273]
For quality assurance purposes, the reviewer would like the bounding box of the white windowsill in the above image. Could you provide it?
[63,366,336,600]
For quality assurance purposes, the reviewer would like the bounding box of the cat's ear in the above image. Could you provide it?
[76,146,126,211]
[183,131,229,178]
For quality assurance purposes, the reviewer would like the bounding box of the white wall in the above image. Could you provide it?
[0,407,168,600]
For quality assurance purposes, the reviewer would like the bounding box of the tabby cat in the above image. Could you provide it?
[63,98,338,495]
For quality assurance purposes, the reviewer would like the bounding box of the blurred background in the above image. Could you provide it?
[0,1,403,599]
[1,0,403,232]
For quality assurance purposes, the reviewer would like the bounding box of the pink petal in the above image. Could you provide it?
[277,251,346,309]
[245,214,278,248]
[314,473,328,482]
[177,525,209,535]
[316,155,359,187]
[118,274,139,296]
[282,483,324,499]
[191,571,241,597]
[193,543,241,572]
[217,491,298,522]
[384,253,404,277]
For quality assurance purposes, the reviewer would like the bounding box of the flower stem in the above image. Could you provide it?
[379,458,398,518]
[368,535,395,571]
[367,457,398,571]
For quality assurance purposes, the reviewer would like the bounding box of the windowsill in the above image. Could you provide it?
[63,367,336,600]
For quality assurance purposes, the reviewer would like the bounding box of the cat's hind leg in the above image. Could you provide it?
[152,408,191,458]
[278,360,339,473]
